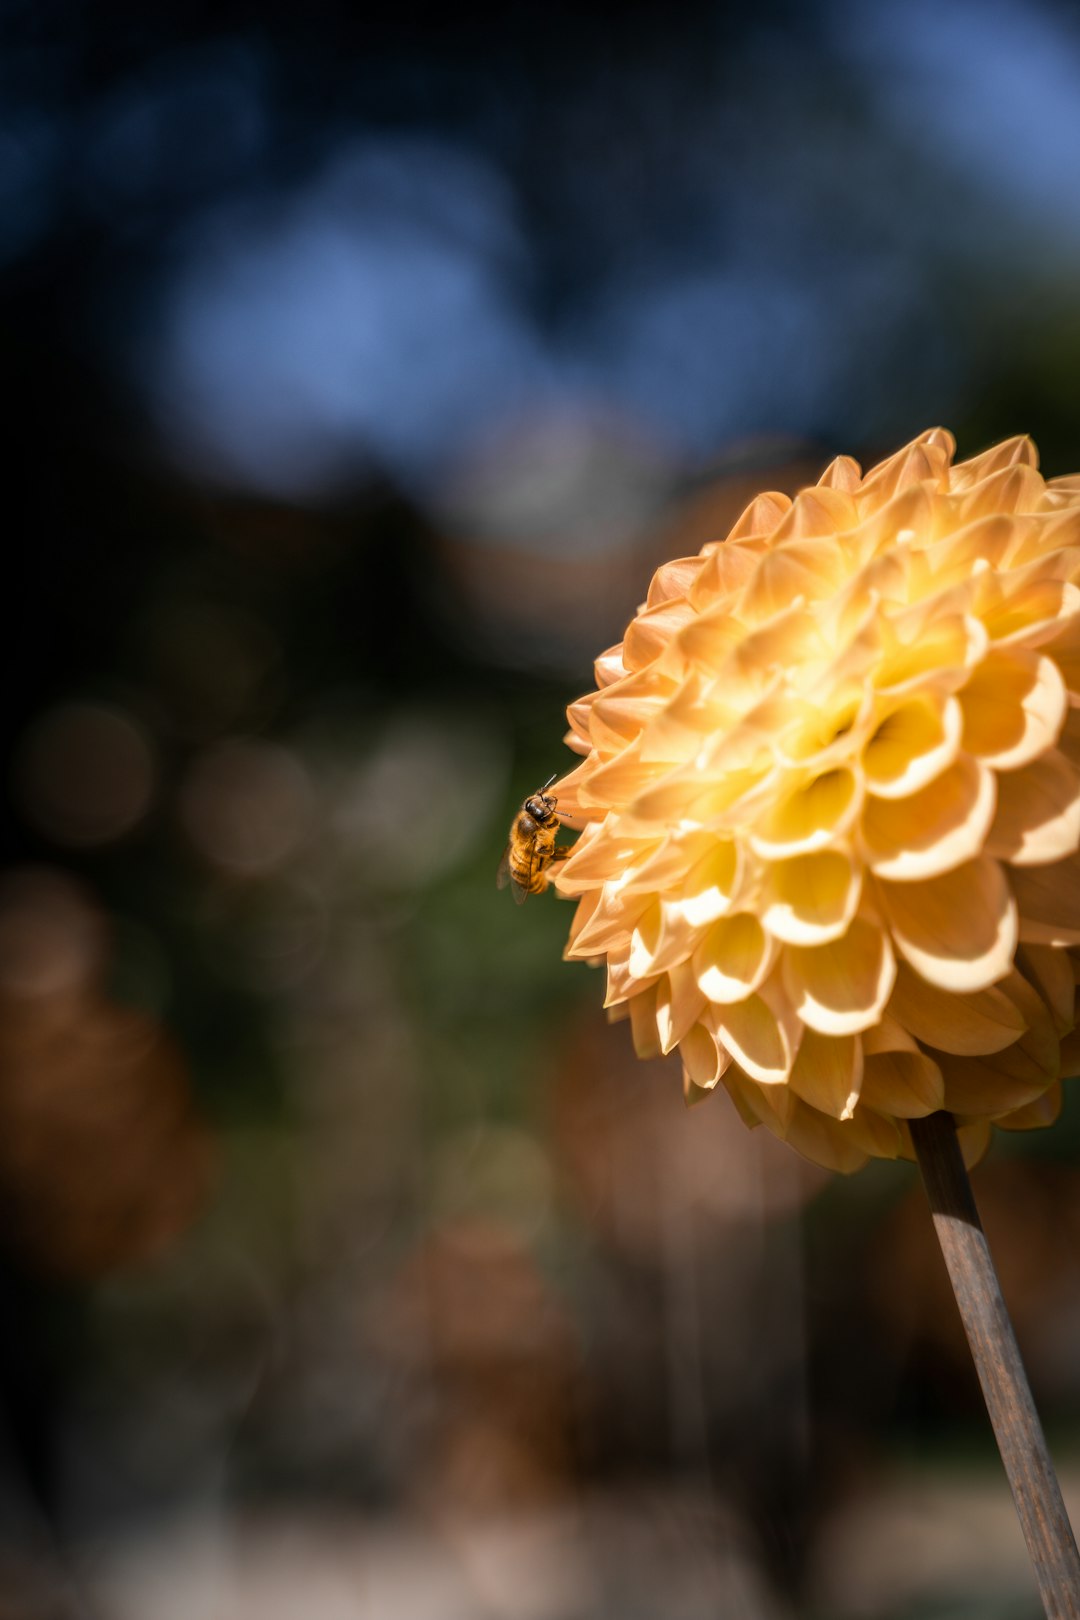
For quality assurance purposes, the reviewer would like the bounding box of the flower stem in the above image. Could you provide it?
[909,1110,1080,1618]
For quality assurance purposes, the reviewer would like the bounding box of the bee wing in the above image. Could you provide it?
[497,842,513,890]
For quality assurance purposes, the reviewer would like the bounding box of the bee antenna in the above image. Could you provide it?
[541,773,557,792]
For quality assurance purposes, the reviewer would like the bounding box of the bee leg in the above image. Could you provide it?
[551,845,573,862]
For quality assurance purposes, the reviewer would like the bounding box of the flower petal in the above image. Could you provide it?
[933,974,1059,1114]
[860,755,996,881]
[885,961,1027,1055]
[983,575,1080,649]
[955,1119,993,1168]
[950,434,1037,489]
[687,541,760,609]
[603,950,658,1009]
[629,984,661,1059]
[693,913,776,1004]
[750,767,862,858]
[817,454,862,492]
[938,1054,1056,1117]
[877,857,1017,991]
[842,1105,905,1159]
[738,536,848,621]
[646,555,709,607]
[726,492,792,542]
[1011,855,1080,945]
[856,428,953,511]
[783,1100,871,1172]
[986,750,1080,866]
[788,1029,863,1119]
[593,645,627,688]
[567,888,648,959]
[954,461,1045,520]
[709,993,796,1083]
[760,849,862,945]
[622,597,697,672]
[960,650,1066,771]
[556,821,661,894]
[578,739,673,811]
[656,960,706,1054]
[628,899,699,977]
[680,1021,729,1087]
[863,693,962,799]
[875,611,987,696]
[781,918,896,1036]
[721,1067,795,1130]
[667,839,742,925]
[639,672,735,765]
[995,1082,1063,1131]
[859,1023,944,1118]
[1015,943,1076,1032]
[619,828,717,894]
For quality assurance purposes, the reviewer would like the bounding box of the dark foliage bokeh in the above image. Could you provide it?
[2,1,1080,1615]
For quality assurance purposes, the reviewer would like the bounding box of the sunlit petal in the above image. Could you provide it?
[781,918,896,1036]
[750,767,862,858]
[693,913,776,1004]
[877,857,1017,991]
[788,1029,863,1120]
[960,650,1066,771]
[760,849,862,945]
[680,1020,730,1088]
[656,959,707,1054]
[986,750,1080,866]
[709,992,796,1084]
[668,839,742,925]
[628,984,661,1059]
[863,693,962,799]
[861,755,996,881]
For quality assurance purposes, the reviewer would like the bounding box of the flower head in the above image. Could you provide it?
[552,430,1080,1172]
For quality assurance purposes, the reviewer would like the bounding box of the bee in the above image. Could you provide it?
[497,775,572,904]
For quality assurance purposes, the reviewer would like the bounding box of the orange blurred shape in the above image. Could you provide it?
[551,1013,827,1265]
[0,867,106,1011]
[371,1218,578,1515]
[0,868,212,1278]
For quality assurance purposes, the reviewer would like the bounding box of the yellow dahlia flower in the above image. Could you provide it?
[552,429,1080,1173]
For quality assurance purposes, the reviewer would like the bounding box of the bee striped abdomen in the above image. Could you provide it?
[510,842,551,894]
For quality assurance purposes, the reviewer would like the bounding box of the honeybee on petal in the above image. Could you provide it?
[498,775,572,904]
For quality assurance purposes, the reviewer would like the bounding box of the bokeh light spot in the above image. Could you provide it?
[180,740,315,875]
[15,701,155,847]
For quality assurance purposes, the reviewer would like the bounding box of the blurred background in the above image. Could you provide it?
[2,0,1080,1614]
